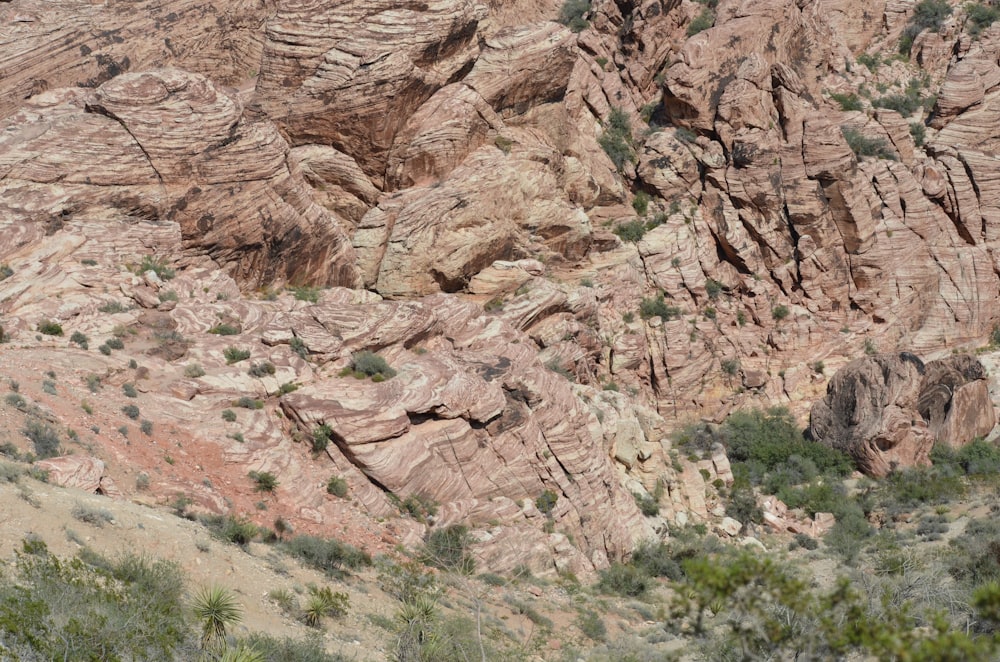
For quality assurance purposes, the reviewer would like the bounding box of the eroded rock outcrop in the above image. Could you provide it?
[0,69,359,289]
[810,353,996,476]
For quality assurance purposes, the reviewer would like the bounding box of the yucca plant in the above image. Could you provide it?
[192,585,243,649]
[214,644,265,662]
[301,585,349,627]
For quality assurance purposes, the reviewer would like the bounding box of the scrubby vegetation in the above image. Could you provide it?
[558,0,591,32]
[598,107,635,172]
[842,126,897,160]
[900,0,952,54]
[340,351,397,381]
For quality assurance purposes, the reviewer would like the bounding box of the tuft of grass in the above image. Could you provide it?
[135,255,175,280]
[249,470,279,493]
[37,320,63,336]
[224,347,251,364]
[184,363,206,378]
[248,361,276,378]
[289,286,322,303]
[208,323,240,336]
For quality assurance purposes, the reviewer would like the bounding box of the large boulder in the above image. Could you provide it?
[809,353,996,476]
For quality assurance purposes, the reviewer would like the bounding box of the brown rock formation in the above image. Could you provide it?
[810,353,996,476]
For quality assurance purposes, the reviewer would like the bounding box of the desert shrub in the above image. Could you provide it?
[70,331,89,349]
[4,393,25,410]
[632,190,651,216]
[614,219,648,243]
[22,419,61,459]
[0,264,12,280]
[873,93,922,117]
[776,478,845,517]
[326,476,349,498]
[98,344,112,355]
[203,514,259,547]
[249,471,279,492]
[931,439,1000,477]
[106,337,124,350]
[71,502,114,527]
[597,562,650,597]
[721,408,853,485]
[224,346,251,364]
[633,491,660,517]
[238,632,349,662]
[138,419,152,436]
[422,525,475,574]
[98,300,128,314]
[221,409,237,422]
[558,0,591,31]
[967,2,1000,37]
[535,489,558,515]
[687,7,715,35]
[41,380,56,395]
[278,381,299,395]
[399,493,439,522]
[233,396,263,410]
[639,292,680,320]
[857,52,880,71]
[876,465,965,514]
[122,404,140,420]
[771,304,790,321]
[577,609,608,641]
[948,517,1000,586]
[157,290,178,303]
[910,121,927,146]
[208,323,241,336]
[135,255,175,280]
[841,127,897,160]
[290,285,322,303]
[122,382,138,398]
[0,462,22,483]
[36,319,63,336]
[725,479,763,527]
[184,363,206,378]
[823,500,873,562]
[248,361,276,377]
[830,92,863,111]
[0,545,186,660]
[350,351,396,379]
[289,336,309,359]
[282,534,371,575]
[598,107,634,172]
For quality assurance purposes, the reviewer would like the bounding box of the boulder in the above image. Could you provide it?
[810,353,995,476]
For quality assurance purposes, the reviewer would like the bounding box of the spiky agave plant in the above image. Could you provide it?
[214,644,265,662]
[192,585,243,649]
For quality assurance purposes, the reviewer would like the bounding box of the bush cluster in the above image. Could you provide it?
[598,107,634,172]
[841,127,897,160]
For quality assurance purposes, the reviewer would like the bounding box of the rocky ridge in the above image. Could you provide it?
[2,0,1000,572]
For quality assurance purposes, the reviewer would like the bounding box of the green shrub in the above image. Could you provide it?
[599,107,634,172]
[841,126,897,160]
[158,289,178,303]
[140,419,153,436]
[122,404,140,420]
[558,0,591,32]
[282,534,371,575]
[222,409,237,422]
[248,361,276,377]
[224,347,251,364]
[249,470,279,492]
[289,336,309,359]
[201,514,259,546]
[857,52,880,72]
[184,363,206,378]
[37,320,63,336]
[238,632,348,661]
[399,493,438,522]
[278,381,299,395]
[105,337,124,350]
[326,476,349,498]
[208,323,241,336]
[910,121,927,147]
[135,255,175,280]
[535,489,558,515]
[830,92,863,111]
[639,293,680,320]
[122,383,137,398]
[233,396,263,409]
[0,547,186,660]
[687,7,715,35]
[632,190,650,216]
[931,439,1000,477]
[422,525,476,574]
[597,562,649,597]
[873,93,922,117]
[312,423,333,453]
[23,419,61,459]
[98,344,111,355]
[614,219,648,243]
[301,586,349,627]
[823,500,873,562]
[0,264,12,280]
[70,331,89,349]
[290,286,322,303]
[967,2,1000,37]
[577,609,608,641]
[349,351,396,380]
[633,491,660,517]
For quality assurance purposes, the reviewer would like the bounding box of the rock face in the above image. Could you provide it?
[809,353,996,476]
[0,69,359,289]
